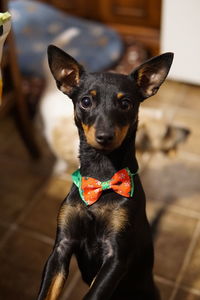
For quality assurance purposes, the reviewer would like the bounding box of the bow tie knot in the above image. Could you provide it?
[72,168,137,206]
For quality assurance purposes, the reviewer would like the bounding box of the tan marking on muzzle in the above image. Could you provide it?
[82,123,130,150]
[82,123,100,148]
[114,125,130,148]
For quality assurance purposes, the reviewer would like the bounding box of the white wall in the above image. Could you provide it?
[161,0,200,85]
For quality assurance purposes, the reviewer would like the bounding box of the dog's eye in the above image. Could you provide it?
[80,96,92,109]
[119,98,132,110]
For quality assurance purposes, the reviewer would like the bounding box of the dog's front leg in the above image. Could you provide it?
[37,237,73,300]
[83,255,127,300]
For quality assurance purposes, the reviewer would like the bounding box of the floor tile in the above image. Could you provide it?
[172,110,200,156]
[0,229,52,300]
[0,224,8,242]
[0,116,30,160]
[181,232,200,290]
[64,274,88,300]
[180,84,200,111]
[141,153,200,213]
[67,275,173,300]
[155,280,173,300]
[61,256,83,299]
[174,288,200,300]
[153,210,197,281]
[20,178,72,238]
[45,176,72,198]
[0,158,51,223]
[0,115,55,162]
[0,229,78,300]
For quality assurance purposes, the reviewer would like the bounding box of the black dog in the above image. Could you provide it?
[37,46,173,300]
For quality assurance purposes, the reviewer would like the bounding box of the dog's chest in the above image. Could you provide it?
[74,204,126,279]
[81,204,127,244]
[59,201,128,239]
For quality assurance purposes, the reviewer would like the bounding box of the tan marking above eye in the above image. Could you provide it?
[117,92,124,99]
[90,89,97,96]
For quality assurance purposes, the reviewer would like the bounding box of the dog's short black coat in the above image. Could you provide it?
[37,46,173,300]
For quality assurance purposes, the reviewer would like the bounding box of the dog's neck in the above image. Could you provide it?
[78,123,138,181]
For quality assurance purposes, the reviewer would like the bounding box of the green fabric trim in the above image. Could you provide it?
[72,169,88,205]
[101,180,111,190]
[125,167,138,197]
[72,169,81,188]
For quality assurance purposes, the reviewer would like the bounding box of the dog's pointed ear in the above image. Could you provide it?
[130,52,174,100]
[47,45,85,96]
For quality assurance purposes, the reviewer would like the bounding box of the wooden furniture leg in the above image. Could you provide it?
[7,31,41,158]
[1,0,40,158]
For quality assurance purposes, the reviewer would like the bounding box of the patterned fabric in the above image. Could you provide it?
[9,0,123,76]
[72,168,137,206]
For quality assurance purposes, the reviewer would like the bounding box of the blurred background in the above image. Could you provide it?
[0,0,200,299]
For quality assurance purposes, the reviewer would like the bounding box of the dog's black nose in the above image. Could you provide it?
[96,132,114,145]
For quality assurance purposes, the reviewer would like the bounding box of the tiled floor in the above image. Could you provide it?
[0,78,200,300]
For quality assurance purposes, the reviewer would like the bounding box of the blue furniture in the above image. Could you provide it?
[9,0,124,76]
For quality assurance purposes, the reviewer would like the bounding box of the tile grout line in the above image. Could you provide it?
[0,224,18,251]
[169,220,200,300]
[0,170,73,251]
[155,274,200,296]
[155,274,175,287]
[181,285,200,297]
[18,226,55,246]
[149,202,200,222]
[165,83,200,120]
[14,176,52,225]
[0,176,51,251]
[168,204,200,220]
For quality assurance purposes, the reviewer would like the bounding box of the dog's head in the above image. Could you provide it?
[47,45,173,152]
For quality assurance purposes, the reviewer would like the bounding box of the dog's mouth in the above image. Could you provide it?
[82,123,130,152]
[92,142,119,153]
[84,137,120,153]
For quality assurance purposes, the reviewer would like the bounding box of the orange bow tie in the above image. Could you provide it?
[72,168,137,206]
